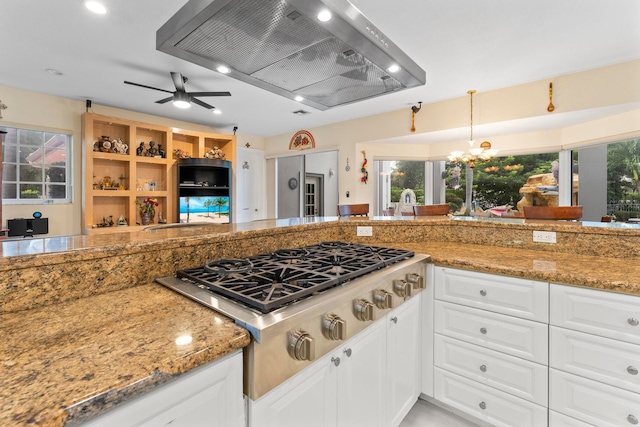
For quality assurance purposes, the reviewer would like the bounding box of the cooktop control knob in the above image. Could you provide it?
[354,299,374,321]
[393,279,412,298]
[406,273,425,289]
[373,289,393,309]
[322,314,346,340]
[288,330,315,361]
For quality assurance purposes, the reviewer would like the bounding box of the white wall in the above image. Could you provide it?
[264,60,640,212]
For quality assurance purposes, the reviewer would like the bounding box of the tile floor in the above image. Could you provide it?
[400,399,481,427]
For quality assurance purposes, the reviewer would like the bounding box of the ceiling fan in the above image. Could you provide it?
[124,72,230,110]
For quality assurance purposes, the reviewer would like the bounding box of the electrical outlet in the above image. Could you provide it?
[357,226,373,237]
[533,230,556,243]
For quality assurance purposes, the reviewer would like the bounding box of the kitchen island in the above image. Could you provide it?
[2,217,640,426]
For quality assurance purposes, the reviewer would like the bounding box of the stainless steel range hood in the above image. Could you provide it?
[157,0,426,110]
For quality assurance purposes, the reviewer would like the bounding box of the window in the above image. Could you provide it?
[2,125,72,204]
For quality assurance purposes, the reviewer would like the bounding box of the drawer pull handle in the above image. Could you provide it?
[480,364,487,372]
[628,318,640,327]
[479,289,487,296]
[480,327,487,334]
[628,366,639,375]
[628,414,638,425]
[479,402,486,410]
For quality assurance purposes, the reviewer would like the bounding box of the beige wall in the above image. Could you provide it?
[265,60,640,207]
[0,85,265,236]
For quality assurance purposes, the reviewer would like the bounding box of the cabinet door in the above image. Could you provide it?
[337,320,387,427]
[550,326,640,393]
[83,351,244,427]
[249,351,338,427]
[435,334,548,405]
[550,283,640,345]
[387,296,422,427]
[435,267,548,322]
[434,368,548,427]
[235,147,265,223]
[435,301,548,364]
[550,368,640,427]
[549,411,593,427]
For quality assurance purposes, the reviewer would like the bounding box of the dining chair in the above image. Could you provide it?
[337,203,369,217]
[413,204,450,216]
[382,209,394,216]
[523,206,583,220]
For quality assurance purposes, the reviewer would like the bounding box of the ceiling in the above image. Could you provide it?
[2,0,639,138]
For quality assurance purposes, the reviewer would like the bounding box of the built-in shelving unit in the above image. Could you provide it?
[82,113,234,234]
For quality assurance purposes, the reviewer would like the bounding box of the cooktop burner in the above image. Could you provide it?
[176,242,414,313]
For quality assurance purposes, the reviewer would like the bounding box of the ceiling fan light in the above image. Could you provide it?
[173,100,191,109]
[173,91,191,108]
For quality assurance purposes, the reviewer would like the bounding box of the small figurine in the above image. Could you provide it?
[117,215,128,226]
[136,142,145,156]
[145,140,159,157]
[158,144,166,158]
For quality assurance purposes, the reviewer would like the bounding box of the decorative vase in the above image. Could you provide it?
[140,211,154,225]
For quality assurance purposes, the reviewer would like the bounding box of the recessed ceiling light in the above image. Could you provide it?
[84,1,108,14]
[387,64,401,73]
[45,68,63,76]
[212,109,222,115]
[294,95,304,102]
[216,65,230,74]
[317,10,332,22]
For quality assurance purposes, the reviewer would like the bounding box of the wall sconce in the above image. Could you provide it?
[242,161,249,169]
[0,100,8,119]
[410,101,422,132]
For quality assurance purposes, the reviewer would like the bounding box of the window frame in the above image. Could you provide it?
[1,125,73,205]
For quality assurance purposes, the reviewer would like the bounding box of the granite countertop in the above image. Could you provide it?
[3,225,640,426]
[394,241,640,296]
[0,284,250,427]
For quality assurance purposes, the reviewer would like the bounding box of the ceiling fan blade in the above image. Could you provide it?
[189,91,231,97]
[155,96,174,104]
[192,98,215,110]
[170,72,186,92]
[124,80,174,94]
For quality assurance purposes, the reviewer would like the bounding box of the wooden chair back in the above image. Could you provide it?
[400,211,414,216]
[413,204,450,216]
[382,209,394,216]
[337,203,369,217]
[523,206,583,220]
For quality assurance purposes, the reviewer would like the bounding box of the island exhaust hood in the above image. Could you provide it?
[157,0,426,110]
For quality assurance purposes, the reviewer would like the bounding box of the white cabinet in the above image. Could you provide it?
[249,298,422,427]
[435,301,548,364]
[550,283,640,345]
[549,283,640,425]
[434,266,548,321]
[337,319,387,427]
[432,267,549,426]
[434,368,548,427]
[434,334,548,405]
[82,350,244,427]
[386,295,422,427]
[550,369,640,427]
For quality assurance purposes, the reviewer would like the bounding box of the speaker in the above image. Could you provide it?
[8,218,49,237]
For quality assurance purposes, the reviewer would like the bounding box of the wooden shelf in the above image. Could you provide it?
[82,113,235,234]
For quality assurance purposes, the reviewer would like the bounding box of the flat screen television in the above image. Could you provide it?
[179,196,230,224]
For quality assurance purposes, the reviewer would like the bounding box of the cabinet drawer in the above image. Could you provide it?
[550,284,640,345]
[550,369,640,427]
[550,326,640,394]
[434,368,548,427]
[435,301,548,364]
[435,267,548,322]
[549,411,593,427]
[434,334,548,405]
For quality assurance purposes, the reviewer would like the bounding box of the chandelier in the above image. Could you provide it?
[448,90,498,168]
